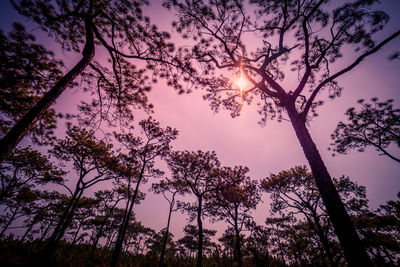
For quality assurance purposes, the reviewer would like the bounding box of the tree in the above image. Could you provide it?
[87,189,124,258]
[0,0,181,161]
[245,222,284,267]
[151,177,188,267]
[164,0,400,264]
[208,166,260,267]
[354,193,400,265]
[177,224,217,263]
[19,190,65,243]
[167,150,221,267]
[330,98,400,163]
[0,23,63,145]
[66,196,99,247]
[0,187,41,236]
[42,125,120,261]
[36,192,70,242]
[146,229,177,264]
[0,147,65,203]
[261,165,369,265]
[111,117,178,267]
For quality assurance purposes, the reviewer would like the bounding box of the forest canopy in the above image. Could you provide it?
[0,0,399,266]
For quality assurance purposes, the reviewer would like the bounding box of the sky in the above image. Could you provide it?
[1,0,400,241]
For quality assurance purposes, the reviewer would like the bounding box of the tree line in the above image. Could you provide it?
[0,0,399,266]
[1,125,399,266]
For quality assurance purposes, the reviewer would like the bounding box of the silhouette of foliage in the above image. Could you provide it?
[164,0,400,263]
[330,98,400,162]
[0,23,63,145]
[167,150,221,267]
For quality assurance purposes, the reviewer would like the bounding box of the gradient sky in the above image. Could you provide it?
[1,0,400,241]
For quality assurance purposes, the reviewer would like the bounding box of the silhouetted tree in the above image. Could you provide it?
[0,187,41,236]
[177,224,217,264]
[66,196,99,247]
[330,98,400,162]
[1,0,182,161]
[147,229,177,264]
[208,166,260,267]
[42,125,119,261]
[167,150,221,267]
[151,177,188,267]
[164,0,400,263]
[19,191,65,243]
[354,193,400,264]
[0,147,65,203]
[0,23,63,145]
[264,216,294,264]
[111,118,178,267]
[87,189,124,258]
[261,165,369,265]
[245,223,284,267]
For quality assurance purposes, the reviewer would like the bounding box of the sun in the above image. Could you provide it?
[235,71,247,97]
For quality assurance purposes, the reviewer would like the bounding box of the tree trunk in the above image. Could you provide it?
[159,199,174,267]
[234,206,242,267]
[40,222,53,242]
[54,191,84,243]
[312,216,336,266]
[0,15,95,163]
[110,162,146,267]
[196,195,203,267]
[20,216,40,243]
[89,199,120,258]
[70,218,83,247]
[0,207,19,236]
[45,187,79,244]
[287,107,371,266]
[42,187,83,262]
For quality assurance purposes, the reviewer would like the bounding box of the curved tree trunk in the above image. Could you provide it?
[0,15,95,163]
[287,106,371,266]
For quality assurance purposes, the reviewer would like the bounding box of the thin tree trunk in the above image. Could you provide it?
[287,106,371,266]
[42,188,83,263]
[106,231,116,250]
[45,186,80,245]
[196,195,203,267]
[159,195,175,267]
[20,216,40,243]
[0,14,95,163]
[89,199,120,257]
[234,206,242,267]
[0,207,19,236]
[40,222,53,242]
[70,218,84,247]
[313,216,336,266]
[110,162,146,267]
[54,190,83,243]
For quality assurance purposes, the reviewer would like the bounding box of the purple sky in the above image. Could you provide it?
[1,0,400,241]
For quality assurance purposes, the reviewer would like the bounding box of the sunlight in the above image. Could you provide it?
[235,70,247,98]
